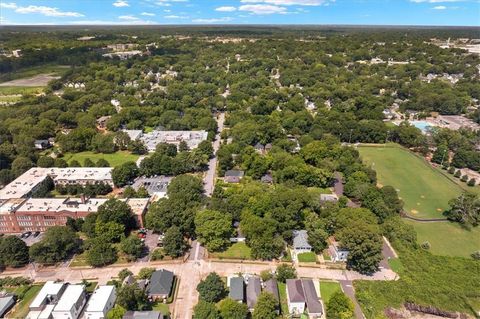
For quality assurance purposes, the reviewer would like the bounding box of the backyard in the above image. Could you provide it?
[358,144,480,257]
[62,151,140,167]
[7,285,43,319]
[297,252,317,263]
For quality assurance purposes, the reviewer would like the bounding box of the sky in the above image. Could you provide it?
[0,0,479,26]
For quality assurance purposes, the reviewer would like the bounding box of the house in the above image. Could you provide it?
[254,143,265,154]
[246,277,261,311]
[123,275,148,290]
[96,116,111,129]
[264,279,279,314]
[261,173,274,184]
[29,281,67,312]
[265,143,273,152]
[286,279,306,315]
[228,277,245,303]
[302,279,323,318]
[224,170,244,183]
[123,311,164,319]
[292,230,312,254]
[320,194,338,203]
[84,285,116,319]
[0,295,15,318]
[230,221,246,243]
[147,269,174,300]
[328,237,349,262]
[51,284,86,319]
[34,140,51,150]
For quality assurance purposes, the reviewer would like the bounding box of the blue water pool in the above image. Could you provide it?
[409,120,434,133]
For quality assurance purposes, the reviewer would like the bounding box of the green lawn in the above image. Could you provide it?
[319,281,342,304]
[405,220,480,258]
[297,252,317,263]
[63,151,140,167]
[0,86,43,95]
[359,144,479,258]
[0,95,21,103]
[359,144,462,219]
[387,258,404,273]
[8,285,43,319]
[278,282,288,315]
[210,242,252,260]
[0,64,69,82]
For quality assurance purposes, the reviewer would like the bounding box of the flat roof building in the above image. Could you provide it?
[52,284,86,319]
[132,176,172,199]
[29,281,67,311]
[84,285,116,319]
[0,295,15,318]
[123,311,164,319]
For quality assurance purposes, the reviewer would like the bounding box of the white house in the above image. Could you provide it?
[328,237,349,262]
[52,285,86,319]
[286,279,306,315]
[84,286,117,319]
[292,230,312,254]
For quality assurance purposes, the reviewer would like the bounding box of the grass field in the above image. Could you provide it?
[0,86,44,95]
[359,144,462,219]
[359,144,479,258]
[8,285,43,319]
[278,282,288,315]
[297,252,317,262]
[0,64,69,83]
[319,281,342,303]
[210,242,252,260]
[63,151,140,167]
[355,245,480,318]
[405,220,480,257]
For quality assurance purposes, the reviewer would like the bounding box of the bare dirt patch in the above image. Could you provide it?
[0,73,60,87]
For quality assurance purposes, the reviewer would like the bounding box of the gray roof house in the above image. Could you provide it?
[264,279,279,302]
[147,269,174,300]
[302,279,323,318]
[229,277,245,302]
[293,230,312,253]
[261,173,274,184]
[224,170,245,183]
[0,295,15,318]
[123,311,164,319]
[246,277,261,311]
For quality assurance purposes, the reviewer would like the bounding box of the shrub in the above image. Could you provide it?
[471,251,480,260]
[137,267,155,279]
[421,241,431,250]
[454,170,461,178]
[150,249,165,261]
[448,167,455,174]
[460,175,468,182]
[467,178,476,187]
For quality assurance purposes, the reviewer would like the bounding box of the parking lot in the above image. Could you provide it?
[138,230,159,262]
[18,232,44,246]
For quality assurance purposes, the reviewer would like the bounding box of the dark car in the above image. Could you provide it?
[23,231,32,238]
[33,231,40,237]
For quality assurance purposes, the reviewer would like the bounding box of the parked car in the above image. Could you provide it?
[23,231,32,238]
[33,231,40,237]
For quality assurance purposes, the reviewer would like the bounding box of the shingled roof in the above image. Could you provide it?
[148,269,173,297]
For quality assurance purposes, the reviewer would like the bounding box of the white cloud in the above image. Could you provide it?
[164,9,171,12]
[216,6,237,12]
[240,0,329,5]
[70,19,155,25]
[239,4,287,14]
[0,2,17,9]
[192,17,233,23]
[164,15,188,19]
[433,5,447,9]
[113,0,129,7]
[119,15,139,20]
[15,5,84,17]
[141,12,156,16]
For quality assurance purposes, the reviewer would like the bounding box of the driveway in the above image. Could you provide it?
[203,112,225,197]
[138,231,159,262]
[340,280,365,319]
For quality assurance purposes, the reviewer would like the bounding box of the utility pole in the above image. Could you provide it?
[348,129,353,144]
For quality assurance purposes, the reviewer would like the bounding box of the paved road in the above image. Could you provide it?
[340,280,365,319]
[1,258,397,319]
[203,112,225,197]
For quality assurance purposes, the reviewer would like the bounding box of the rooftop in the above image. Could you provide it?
[229,277,244,302]
[264,279,279,302]
[302,279,323,315]
[30,281,66,309]
[132,176,172,196]
[148,269,174,296]
[85,285,115,313]
[292,230,312,250]
[0,168,50,199]
[140,130,208,151]
[286,279,305,303]
[53,284,85,311]
[123,311,164,319]
[246,277,261,309]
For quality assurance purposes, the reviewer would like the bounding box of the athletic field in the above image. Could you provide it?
[359,144,480,257]
[359,144,461,219]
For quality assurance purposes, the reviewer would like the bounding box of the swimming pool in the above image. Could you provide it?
[409,120,435,133]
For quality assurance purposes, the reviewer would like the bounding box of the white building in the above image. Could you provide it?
[52,284,86,319]
[84,286,116,319]
[292,230,312,254]
[286,279,306,315]
[27,281,67,319]
[328,237,349,262]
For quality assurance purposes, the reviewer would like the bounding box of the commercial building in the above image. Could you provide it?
[123,129,208,152]
[51,284,86,319]
[132,176,172,199]
[84,286,117,319]
[0,197,149,234]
